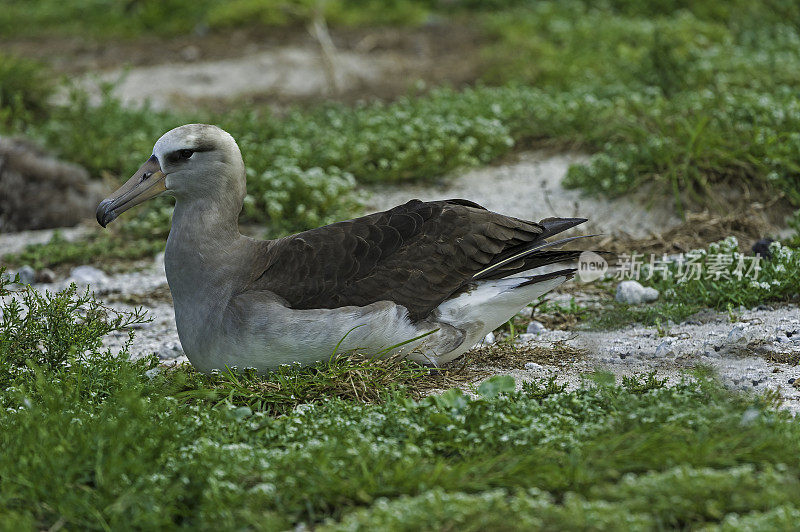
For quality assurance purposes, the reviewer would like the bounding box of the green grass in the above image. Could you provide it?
[169,355,434,417]
[537,237,800,330]
[0,268,800,530]
[2,230,164,271]
[481,1,800,211]
[3,268,800,529]
[608,237,800,329]
[641,237,800,308]
[0,54,53,127]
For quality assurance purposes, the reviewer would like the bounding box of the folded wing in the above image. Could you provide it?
[246,199,586,322]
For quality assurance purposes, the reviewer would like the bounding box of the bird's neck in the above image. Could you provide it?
[165,197,244,303]
[164,197,253,360]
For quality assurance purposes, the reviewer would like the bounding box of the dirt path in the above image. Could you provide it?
[73,46,431,110]
[29,25,480,110]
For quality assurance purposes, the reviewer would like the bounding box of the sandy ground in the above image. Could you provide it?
[365,151,681,238]
[502,305,800,412]
[35,25,480,110]
[71,46,430,111]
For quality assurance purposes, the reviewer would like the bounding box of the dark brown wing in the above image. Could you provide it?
[245,199,583,321]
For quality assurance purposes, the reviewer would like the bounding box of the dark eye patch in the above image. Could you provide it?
[166,143,214,164]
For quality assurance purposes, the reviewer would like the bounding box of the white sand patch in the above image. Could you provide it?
[364,151,681,238]
[69,46,426,110]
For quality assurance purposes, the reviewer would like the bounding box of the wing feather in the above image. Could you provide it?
[246,199,584,321]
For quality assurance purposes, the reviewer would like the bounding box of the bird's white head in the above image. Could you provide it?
[96,124,246,227]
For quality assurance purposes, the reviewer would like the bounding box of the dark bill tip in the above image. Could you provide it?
[96,199,118,228]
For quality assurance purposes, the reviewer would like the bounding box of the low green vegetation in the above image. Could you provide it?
[482,1,800,212]
[0,55,53,126]
[4,230,164,271]
[2,272,799,529]
[615,237,800,327]
[644,237,799,310]
[541,237,800,329]
[590,301,701,331]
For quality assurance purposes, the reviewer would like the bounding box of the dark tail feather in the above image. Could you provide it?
[538,217,587,239]
[476,250,587,281]
[473,234,598,280]
[473,217,601,281]
[517,268,577,287]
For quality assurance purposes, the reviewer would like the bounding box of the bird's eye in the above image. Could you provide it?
[178,149,194,160]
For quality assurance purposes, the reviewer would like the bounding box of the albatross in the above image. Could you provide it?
[97,124,595,373]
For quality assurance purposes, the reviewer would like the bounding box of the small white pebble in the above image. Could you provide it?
[615,280,659,304]
[655,341,676,358]
[524,362,543,371]
[727,325,747,344]
[526,321,547,335]
[70,265,107,286]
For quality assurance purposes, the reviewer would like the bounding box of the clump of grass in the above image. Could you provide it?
[534,297,595,330]
[589,301,702,330]
[167,354,435,416]
[622,371,668,394]
[0,267,150,393]
[27,85,187,180]
[644,237,800,309]
[0,54,53,126]
[563,236,800,330]
[519,375,567,402]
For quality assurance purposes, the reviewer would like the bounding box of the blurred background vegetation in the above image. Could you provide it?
[2,0,800,265]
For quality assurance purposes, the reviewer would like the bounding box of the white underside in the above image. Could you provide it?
[429,274,568,364]
[181,274,569,373]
